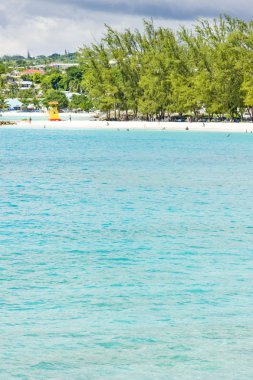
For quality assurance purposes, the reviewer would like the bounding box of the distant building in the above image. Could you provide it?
[27,103,36,110]
[48,62,79,69]
[20,69,45,75]
[18,80,33,90]
[6,98,23,110]
[62,91,79,100]
[6,70,20,82]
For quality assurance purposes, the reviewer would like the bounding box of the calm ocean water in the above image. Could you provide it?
[1,129,253,379]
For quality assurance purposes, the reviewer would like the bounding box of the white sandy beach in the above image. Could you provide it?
[1,111,253,132]
[94,120,253,133]
[3,120,253,133]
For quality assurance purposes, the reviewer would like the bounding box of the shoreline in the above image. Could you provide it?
[0,119,253,133]
[1,111,253,132]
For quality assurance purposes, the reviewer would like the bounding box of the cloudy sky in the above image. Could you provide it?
[0,0,251,56]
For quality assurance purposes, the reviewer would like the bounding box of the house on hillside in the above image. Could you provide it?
[18,80,33,90]
[5,98,23,110]
[20,69,45,76]
[48,62,78,70]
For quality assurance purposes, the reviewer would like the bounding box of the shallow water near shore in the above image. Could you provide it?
[1,129,253,379]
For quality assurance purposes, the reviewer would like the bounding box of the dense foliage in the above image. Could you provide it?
[43,90,69,109]
[79,16,253,120]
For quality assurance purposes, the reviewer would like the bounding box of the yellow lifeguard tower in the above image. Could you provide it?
[48,101,61,121]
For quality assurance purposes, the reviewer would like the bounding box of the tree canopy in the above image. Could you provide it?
[43,89,69,109]
[79,15,253,120]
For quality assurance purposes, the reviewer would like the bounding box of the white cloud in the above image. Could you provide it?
[0,0,251,56]
[0,9,194,56]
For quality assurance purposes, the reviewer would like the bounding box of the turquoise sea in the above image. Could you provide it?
[1,129,253,379]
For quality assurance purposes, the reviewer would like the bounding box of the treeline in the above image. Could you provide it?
[79,15,253,120]
[0,52,78,67]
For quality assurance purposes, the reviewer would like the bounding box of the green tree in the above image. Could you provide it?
[69,94,93,111]
[41,73,65,91]
[43,89,69,109]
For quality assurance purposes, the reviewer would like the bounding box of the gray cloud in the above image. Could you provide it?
[60,0,220,20]
[0,0,252,55]
[17,0,253,21]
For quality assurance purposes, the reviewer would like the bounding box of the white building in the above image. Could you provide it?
[18,80,33,90]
